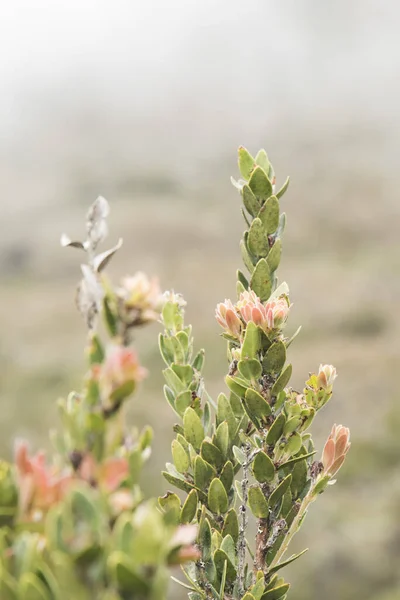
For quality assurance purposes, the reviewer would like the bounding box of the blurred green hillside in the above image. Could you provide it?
[1,137,400,599]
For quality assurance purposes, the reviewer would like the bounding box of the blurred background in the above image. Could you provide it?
[1,1,399,598]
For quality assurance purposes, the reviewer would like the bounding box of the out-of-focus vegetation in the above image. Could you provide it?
[1,2,400,598]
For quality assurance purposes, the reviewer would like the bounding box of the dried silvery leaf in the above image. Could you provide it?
[86,196,110,247]
[93,238,123,272]
[77,264,104,329]
[60,234,87,250]
[230,176,246,191]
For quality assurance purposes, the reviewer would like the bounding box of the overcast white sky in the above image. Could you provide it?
[0,0,399,175]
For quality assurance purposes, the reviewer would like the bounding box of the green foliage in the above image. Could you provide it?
[160,147,348,600]
[0,198,198,600]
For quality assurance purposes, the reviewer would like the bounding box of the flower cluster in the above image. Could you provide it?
[216,290,290,339]
[15,442,73,521]
[100,346,147,394]
[117,271,163,325]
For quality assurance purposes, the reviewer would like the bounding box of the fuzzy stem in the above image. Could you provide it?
[237,443,251,596]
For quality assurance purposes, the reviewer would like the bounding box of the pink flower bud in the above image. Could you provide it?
[317,364,337,391]
[79,454,129,493]
[102,346,147,392]
[237,291,290,334]
[322,424,350,477]
[15,442,72,519]
[215,299,242,338]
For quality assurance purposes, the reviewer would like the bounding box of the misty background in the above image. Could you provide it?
[1,2,400,599]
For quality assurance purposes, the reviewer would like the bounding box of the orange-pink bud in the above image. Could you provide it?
[317,364,337,391]
[215,299,242,338]
[322,424,350,476]
[15,441,72,519]
[79,454,129,493]
[102,346,147,391]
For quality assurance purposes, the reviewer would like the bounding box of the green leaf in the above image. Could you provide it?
[285,325,302,349]
[251,259,272,301]
[235,479,243,502]
[313,474,331,495]
[266,414,286,445]
[276,176,290,199]
[269,475,292,508]
[163,367,187,394]
[278,451,315,470]
[214,549,237,581]
[271,365,292,395]
[192,348,205,371]
[269,548,308,575]
[240,239,256,274]
[280,488,292,518]
[276,212,286,238]
[220,461,234,493]
[172,440,190,473]
[242,594,257,600]
[180,489,198,524]
[18,574,50,600]
[245,388,272,418]
[255,149,270,172]
[201,441,224,470]
[249,166,273,200]
[225,375,248,399]
[220,533,236,566]
[175,391,193,417]
[108,551,149,594]
[163,385,176,411]
[171,364,194,386]
[212,530,223,552]
[261,583,290,600]
[194,455,215,489]
[238,358,262,382]
[248,218,270,257]
[283,416,302,435]
[290,458,308,499]
[88,334,104,364]
[253,451,275,483]
[232,445,246,465]
[109,380,135,404]
[158,492,181,521]
[258,195,280,234]
[162,472,197,496]
[242,185,261,217]
[251,577,266,600]
[183,408,205,450]
[237,269,249,291]
[222,508,239,543]
[103,297,118,336]
[238,146,256,179]
[217,394,237,438]
[208,478,229,514]
[267,239,282,272]
[263,341,286,375]
[241,321,261,359]
[198,513,212,560]
[169,336,185,364]
[215,421,229,457]
[248,486,269,518]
